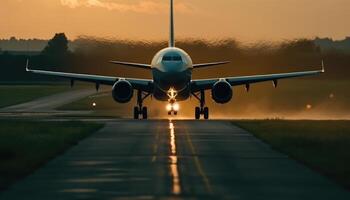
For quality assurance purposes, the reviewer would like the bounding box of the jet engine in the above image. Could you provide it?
[112,80,133,103]
[211,80,233,104]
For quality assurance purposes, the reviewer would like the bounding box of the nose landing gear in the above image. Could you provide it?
[168,110,178,116]
[166,88,180,116]
[192,90,209,120]
[167,101,179,116]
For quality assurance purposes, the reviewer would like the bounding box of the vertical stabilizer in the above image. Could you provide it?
[169,0,175,47]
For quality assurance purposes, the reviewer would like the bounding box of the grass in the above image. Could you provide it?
[0,120,103,190]
[0,85,68,108]
[233,120,350,189]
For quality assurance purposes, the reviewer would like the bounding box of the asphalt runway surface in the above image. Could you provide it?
[0,89,95,117]
[1,119,349,200]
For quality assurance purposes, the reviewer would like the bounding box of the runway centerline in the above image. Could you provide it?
[168,120,181,195]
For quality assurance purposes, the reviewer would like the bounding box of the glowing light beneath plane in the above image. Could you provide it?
[92,102,97,107]
[173,103,180,111]
[166,104,172,111]
[166,103,180,111]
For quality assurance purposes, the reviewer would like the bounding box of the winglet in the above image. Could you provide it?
[321,60,325,73]
[25,59,30,72]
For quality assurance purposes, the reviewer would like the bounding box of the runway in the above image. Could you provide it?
[1,120,349,200]
[1,89,96,112]
[0,89,95,117]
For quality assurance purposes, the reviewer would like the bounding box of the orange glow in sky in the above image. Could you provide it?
[1,0,350,41]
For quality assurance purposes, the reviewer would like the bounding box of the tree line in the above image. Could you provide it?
[1,33,349,83]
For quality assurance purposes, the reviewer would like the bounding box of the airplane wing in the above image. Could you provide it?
[26,60,153,92]
[109,60,151,70]
[191,62,325,92]
[193,61,230,69]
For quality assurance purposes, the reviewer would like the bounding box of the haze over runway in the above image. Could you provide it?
[0,89,95,113]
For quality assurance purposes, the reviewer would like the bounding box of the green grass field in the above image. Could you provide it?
[0,85,68,108]
[0,120,103,190]
[233,120,350,189]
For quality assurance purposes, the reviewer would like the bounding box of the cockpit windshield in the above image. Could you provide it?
[162,55,182,62]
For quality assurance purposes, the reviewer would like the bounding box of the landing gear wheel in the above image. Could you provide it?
[134,90,151,120]
[195,107,200,120]
[204,107,209,120]
[142,107,148,119]
[134,107,139,119]
[174,111,178,115]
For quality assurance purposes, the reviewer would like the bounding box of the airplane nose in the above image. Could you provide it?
[163,62,186,72]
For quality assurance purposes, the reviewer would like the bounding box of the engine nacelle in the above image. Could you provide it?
[211,80,233,104]
[112,80,133,103]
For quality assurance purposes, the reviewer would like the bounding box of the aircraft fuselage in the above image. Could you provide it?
[151,47,193,101]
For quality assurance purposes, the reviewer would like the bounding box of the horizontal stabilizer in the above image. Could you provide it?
[193,61,230,69]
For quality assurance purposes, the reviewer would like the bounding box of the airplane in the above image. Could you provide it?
[26,0,324,120]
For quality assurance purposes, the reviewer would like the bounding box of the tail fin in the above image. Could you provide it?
[169,0,175,47]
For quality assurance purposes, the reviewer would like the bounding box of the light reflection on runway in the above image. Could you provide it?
[168,120,181,195]
[1,120,349,200]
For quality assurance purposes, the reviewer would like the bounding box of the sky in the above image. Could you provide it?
[1,0,350,42]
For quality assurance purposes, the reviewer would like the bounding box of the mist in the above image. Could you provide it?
[1,36,350,119]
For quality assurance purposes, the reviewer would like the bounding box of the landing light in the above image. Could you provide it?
[166,104,172,111]
[173,103,180,111]
[166,103,180,111]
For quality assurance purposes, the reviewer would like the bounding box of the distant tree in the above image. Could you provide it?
[41,33,69,56]
[280,39,321,54]
[40,33,70,69]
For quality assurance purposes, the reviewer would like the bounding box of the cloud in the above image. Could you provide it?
[60,0,192,14]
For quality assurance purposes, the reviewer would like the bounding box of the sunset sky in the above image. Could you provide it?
[1,0,350,41]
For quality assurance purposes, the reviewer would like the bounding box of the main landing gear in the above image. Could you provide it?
[134,90,151,119]
[192,90,209,120]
